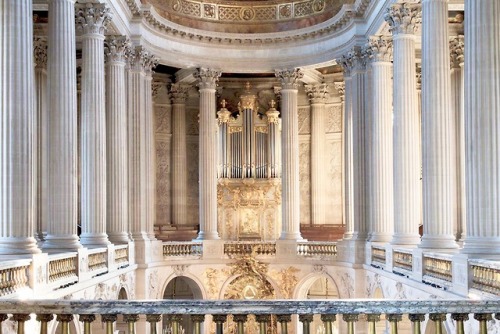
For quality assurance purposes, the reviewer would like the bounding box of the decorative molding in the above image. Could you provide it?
[33,36,48,68]
[170,83,191,104]
[128,46,159,75]
[384,3,421,35]
[104,36,131,64]
[449,35,464,69]
[365,36,392,63]
[275,69,304,90]
[194,68,222,90]
[305,83,329,104]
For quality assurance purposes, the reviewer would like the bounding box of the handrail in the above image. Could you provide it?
[0,299,497,315]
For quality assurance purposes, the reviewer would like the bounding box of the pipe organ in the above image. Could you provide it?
[217,84,282,240]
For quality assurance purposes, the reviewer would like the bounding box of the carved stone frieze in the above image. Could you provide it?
[384,3,421,36]
[298,107,311,134]
[449,35,464,69]
[33,36,48,68]
[155,106,171,134]
[75,3,112,35]
[333,82,345,101]
[156,140,171,225]
[299,142,311,226]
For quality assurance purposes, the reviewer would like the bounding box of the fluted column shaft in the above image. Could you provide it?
[0,0,40,254]
[77,3,111,247]
[306,84,329,227]
[43,0,82,251]
[275,69,303,240]
[385,3,422,245]
[171,84,189,226]
[366,37,394,242]
[463,0,500,254]
[419,0,458,249]
[105,36,130,244]
[450,36,465,242]
[144,72,156,240]
[127,46,158,241]
[34,37,48,244]
[195,69,221,240]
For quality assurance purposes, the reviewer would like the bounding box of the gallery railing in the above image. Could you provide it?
[0,299,498,334]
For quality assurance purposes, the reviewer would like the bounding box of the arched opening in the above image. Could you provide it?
[115,287,129,334]
[163,276,203,334]
[305,276,340,334]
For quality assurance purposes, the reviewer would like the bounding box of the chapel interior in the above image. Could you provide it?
[0,0,499,333]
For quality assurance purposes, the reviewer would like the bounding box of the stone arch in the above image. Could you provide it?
[117,286,128,300]
[373,286,384,298]
[161,273,206,300]
[294,271,340,299]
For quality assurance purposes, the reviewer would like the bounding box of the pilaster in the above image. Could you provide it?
[275,69,304,240]
[305,83,329,227]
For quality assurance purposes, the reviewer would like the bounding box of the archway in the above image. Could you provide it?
[163,276,203,334]
[305,276,340,334]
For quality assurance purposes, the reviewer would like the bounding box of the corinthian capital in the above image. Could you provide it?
[34,36,48,68]
[275,68,303,90]
[449,35,464,69]
[340,46,366,76]
[128,46,158,74]
[76,3,111,36]
[305,83,329,104]
[366,36,393,63]
[194,68,221,90]
[170,83,190,104]
[384,3,421,35]
[333,82,345,101]
[105,36,131,64]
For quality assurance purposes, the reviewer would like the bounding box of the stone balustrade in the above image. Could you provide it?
[0,260,31,297]
[114,244,130,269]
[371,246,386,268]
[470,260,500,296]
[224,241,277,256]
[163,242,202,258]
[393,249,413,275]
[47,253,79,288]
[296,241,337,257]
[0,300,498,334]
[88,248,108,277]
[423,253,453,285]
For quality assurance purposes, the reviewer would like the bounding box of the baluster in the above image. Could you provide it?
[366,314,380,334]
[233,314,248,334]
[276,314,291,334]
[123,314,139,334]
[342,314,358,334]
[170,314,182,334]
[451,314,468,334]
[256,315,271,334]
[191,315,205,334]
[212,314,227,334]
[12,314,30,334]
[0,314,7,334]
[387,314,402,334]
[409,314,425,334]
[146,314,161,334]
[57,314,74,334]
[321,314,336,334]
[299,314,313,334]
[79,314,96,334]
[36,314,53,334]
[429,314,446,334]
[474,314,492,334]
[101,314,117,334]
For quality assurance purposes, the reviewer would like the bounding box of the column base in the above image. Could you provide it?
[42,235,82,252]
[391,233,421,246]
[80,233,111,248]
[195,231,220,240]
[130,232,150,242]
[279,232,303,240]
[107,232,131,244]
[419,235,458,249]
[461,237,500,255]
[0,237,41,255]
[369,233,393,243]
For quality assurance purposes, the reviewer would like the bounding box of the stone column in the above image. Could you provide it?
[170,84,190,226]
[105,36,131,244]
[43,0,82,251]
[76,2,111,247]
[385,3,422,246]
[463,0,500,254]
[275,69,304,240]
[127,46,157,241]
[450,36,465,242]
[144,61,158,240]
[34,37,48,244]
[305,84,329,227]
[0,0,40,254]
[194,68,221,240]
[419,0,458,249]
[365,36,394,242]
